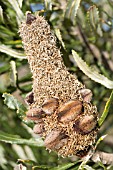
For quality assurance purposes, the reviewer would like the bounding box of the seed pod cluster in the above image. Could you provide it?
[19,12,99,157]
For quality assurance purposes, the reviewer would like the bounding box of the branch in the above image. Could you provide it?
[91,151,113,165]
[77,22,98,62]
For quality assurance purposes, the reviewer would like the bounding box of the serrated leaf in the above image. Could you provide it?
[88,5,99,29]
[65,0,81,24]
[98,90,113,126]
[87,5,103,36]
[0,131,44,147]
[55,28,65,49]
[0,44,26,59]
[72,50,113,89]
[2,93,34,128]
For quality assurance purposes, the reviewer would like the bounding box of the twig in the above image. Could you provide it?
[91,151,113,165]
[77,22,113,74]
[77,22,98,62]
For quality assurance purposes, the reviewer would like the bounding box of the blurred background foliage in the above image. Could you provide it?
[0,0,113,169]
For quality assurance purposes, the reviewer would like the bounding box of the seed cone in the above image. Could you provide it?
[19,12,99,157]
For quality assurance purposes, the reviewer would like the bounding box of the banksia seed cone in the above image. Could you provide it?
[19,12,99,157]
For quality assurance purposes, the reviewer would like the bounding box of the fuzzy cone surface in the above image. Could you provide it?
[19,12,99,157]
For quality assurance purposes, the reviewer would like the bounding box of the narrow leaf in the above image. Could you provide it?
[65,0,81,24]
[95,135,107,149]
[32,165,51,169]
[51,161,81,170]
[87,5,103,36]
[0,6,4,23]
[7,0,24,22]
[44,0,52,11]
[0,131,44,147]
[83,165,95,170]
[55,28,65,49]
[0,44,26,59]
[65,0,73,19]
[50,163,75,170]
[10,61,17,87]
[98,161,107,170]
[88,5,99,29]
[98,90,113,126]
[72,50,113,89]
[17,0,23,8]
[2,93,34,128]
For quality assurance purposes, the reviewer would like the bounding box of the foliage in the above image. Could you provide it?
[0,0,113,169]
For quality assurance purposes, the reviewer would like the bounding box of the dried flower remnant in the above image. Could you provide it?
[25,91,34,105]
[19,12,99,157]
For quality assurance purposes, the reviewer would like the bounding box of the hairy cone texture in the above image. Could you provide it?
[19,12,99,157]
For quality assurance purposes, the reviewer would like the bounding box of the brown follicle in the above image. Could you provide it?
[44,130,61,149]
[26,108,44,122]
[73,115,97,134]
[19,12,99,158]
[42,98,59,115]
[78,88,92,103]
[57,100,82,122]
[33,123,45,135]
[44,129,68,150]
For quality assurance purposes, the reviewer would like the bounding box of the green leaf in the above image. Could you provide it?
[2,93,34,128]
[17,159,51,169]
[98,161,107,170]
[44,0,52,11]
[0,62,10,74]
[55,28,65,49]
[0,73,11,93]
[88,5,99,29]
[0,145,7,169]
[32,165,51,169]
[10,61,17,87]
[7,0,24,23]
[95,135,107,148]
[72,50,113,89]
[87,5,102,36]
[65,0,81,24]
[0,131,44,147]
[0,44,26,59]
[17,0,23,8]
[98,90,113,126]
[82,165,95,170]
[0,6,4,23]
[50,162,78,170]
